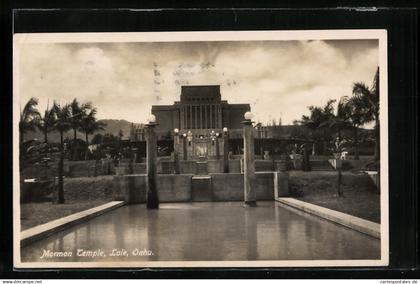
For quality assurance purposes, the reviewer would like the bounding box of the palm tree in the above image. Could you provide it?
[52,102,72,204]
[117,129,124,159]
[352,67,380,160]
[299,99,335,155]
[70,98,92,160]
[79,108,106,160]
[347,96,367,160]
[319,97,353,141]
[36,106,56,144]
[19,97,40,146]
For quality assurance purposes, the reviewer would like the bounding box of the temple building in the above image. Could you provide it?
[152,85,250,134]
[130,85,250,159]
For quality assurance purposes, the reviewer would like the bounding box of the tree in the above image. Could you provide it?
[352,67,380,160]
[298,99,335,155]
[19,97,40,146]
[70,98,92,160]
[36,106,56,144]
[319,96,353,141]
[52,102,72,204]
[117,129,124,157]
[79,108,106,160]
[91,133,104,145]
[346,96,367,160]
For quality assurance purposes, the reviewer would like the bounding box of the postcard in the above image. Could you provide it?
[13,30,388,268]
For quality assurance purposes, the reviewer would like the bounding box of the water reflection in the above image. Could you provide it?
[21,201,380,262]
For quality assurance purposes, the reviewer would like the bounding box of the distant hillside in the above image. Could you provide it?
[24,119,133,143]
[95,119,133,138]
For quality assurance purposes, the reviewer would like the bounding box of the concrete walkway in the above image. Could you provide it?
[21,201,125,246]
[277,198,381,239]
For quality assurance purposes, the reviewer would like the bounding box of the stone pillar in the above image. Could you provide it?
[242,113,257,207]
[146,117,159,209]
[173,129,180,174]
[215,136,220,160]
[182,134,187,160]
[223,128,229,173]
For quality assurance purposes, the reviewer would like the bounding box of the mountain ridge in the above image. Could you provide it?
[24,119,133,143]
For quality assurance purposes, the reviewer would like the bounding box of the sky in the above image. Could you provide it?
[16,39,378,126]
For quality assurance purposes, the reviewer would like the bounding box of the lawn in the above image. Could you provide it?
[21,176,115,231]
[289,171,380,223]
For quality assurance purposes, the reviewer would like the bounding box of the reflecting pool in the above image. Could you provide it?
[21,201,380,262]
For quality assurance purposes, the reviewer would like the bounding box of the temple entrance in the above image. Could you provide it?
[177,130,223,161]
[195,139,208,159]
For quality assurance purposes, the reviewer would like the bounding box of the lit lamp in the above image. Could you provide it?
[187,130,193,146]
[210,130,220,159]
[244,111,254,122]
[210,130,216,145]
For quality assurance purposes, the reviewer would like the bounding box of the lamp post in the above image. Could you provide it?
[187,130,193,159]
[146,114,159,209]
[242,112,257,207]
[223,127,229,173]
[210,130,220,159]
[173,128,180,174]
[182,133,187,160]
[215,133,220,160]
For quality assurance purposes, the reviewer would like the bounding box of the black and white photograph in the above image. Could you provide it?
[13,30,388,268]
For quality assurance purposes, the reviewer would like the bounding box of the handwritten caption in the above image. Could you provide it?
[40,248,154,259]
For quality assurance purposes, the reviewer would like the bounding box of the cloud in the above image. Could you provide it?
[17,39,378,126]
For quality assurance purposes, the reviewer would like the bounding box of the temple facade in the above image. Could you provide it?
[130,85,250,159]
[152,85,250,134]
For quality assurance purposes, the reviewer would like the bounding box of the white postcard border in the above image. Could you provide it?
[13,29,389,268]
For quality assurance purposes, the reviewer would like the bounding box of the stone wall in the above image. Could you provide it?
[210,173,243,201]
[274,172,290,200]
[114,174,194,203]
[179,160,197,174]
[112,172,288,203]
[157,174,194,202]
[22,158,290,179]
[228,160,242,173]
[113,174,147,203]
[207,160,223,173]
[255,172,276,200]
[255,160,275,172]
[210,172,276,201]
